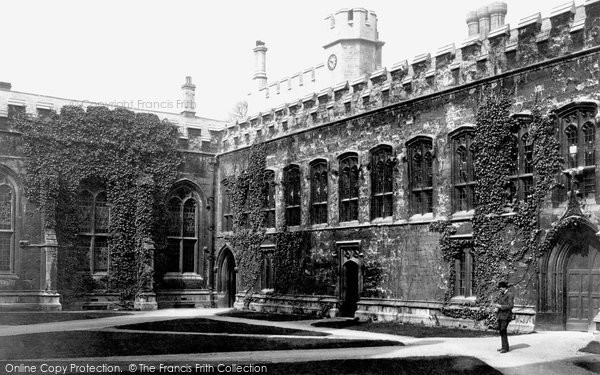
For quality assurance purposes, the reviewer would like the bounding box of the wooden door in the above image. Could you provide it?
[566,246,600,331]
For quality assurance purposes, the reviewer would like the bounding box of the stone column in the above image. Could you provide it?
[40,229,61,310]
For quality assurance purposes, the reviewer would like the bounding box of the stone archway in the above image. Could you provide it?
[540,221,600,331]
[216,248,236,308]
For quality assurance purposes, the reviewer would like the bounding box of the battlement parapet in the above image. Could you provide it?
[220,1,600,153]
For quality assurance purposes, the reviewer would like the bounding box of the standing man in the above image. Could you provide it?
[494,281,514,353]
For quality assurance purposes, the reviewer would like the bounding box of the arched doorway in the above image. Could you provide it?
[541,222,600,331]
[340,261,359,317]
[217,248,236,308]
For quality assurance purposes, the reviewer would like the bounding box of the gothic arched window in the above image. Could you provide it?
[339,153,359,222]
[263,170,276,228]
[78,189,109,273]
[371,145,394,219]
[310,160,328,225]
[167,186,199,273]
[284,165,301,226]
[450,128,476,212]
[0,179,15,272]
[504,114,535,206]
[583,122,595,167]
[221,180,232,232]
[407,137,433,215]
[555,102,598,201]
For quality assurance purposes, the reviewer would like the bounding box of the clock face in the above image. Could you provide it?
[327,54,337,71]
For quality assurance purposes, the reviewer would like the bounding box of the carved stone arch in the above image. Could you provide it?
[539,217,600,331]
[309,157,330,166]
[553,100,598,119]
[448,124,475,139]
[170,179,206,208]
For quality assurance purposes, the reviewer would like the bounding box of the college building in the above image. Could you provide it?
[2,1,600,332]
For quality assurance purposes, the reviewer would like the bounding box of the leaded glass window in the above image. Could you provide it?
[455,247,475,297]
[78,189,109,273]
[310,160,328,224]
[167,186,198,273]
[371,146,394,219]
[0,182,14,272]
[555,102,597,202]
[451,129,476,212]
[263,170,276,228]
[505,115,534,206]
[583,122,595,167]
[221,180,233,232]
[284,165,301,226]
[407,137,433,215]
[339,153,359,222]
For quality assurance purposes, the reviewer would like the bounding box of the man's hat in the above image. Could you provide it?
[498,281,509,288]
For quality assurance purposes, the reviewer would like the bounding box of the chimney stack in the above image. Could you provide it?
[466,10,479,37]
[477,6,491,37]
[466,2,507,38]
[181,76,196,117]
[489,2,508,30]
[0,82,12,91]
[253,40,268,91]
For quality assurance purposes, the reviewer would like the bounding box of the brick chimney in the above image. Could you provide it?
[0,82,12,91]
[253,40,268,91]
[466,3,507,38]
[466,10,479,37]
[181,76,196,117]
[477,6,491,37]
[489,2,508,30]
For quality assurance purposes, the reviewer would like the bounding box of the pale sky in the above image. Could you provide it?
[1,0,561,120]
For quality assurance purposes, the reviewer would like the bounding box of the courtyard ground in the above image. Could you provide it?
[0,308,598,374]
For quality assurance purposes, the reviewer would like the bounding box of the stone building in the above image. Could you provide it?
[3,1,600,333]
[0,78,225,310]
[217,1,600,332]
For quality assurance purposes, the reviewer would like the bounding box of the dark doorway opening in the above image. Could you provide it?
[340,261,359,317]
[218,249,236,308]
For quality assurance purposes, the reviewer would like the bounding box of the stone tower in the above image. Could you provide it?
[323,8,384,83]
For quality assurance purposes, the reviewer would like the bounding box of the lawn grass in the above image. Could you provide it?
[0,311,131,326]
[117,317,327,336]
[0,330,403,359]
[580,340,600,354]
[260,356,502,375]
[217,309,316,321]
[312,320,499,338]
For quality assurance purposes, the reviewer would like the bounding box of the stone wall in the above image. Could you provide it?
[216,43,600,329]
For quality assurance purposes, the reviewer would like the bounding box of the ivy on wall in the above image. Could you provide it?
[273,229,308,294]
[432,88,562,325]
[223,143,321,298]
[14,106,181,306]
[222,143,267,294]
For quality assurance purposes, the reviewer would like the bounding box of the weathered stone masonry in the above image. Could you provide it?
[216,0,600,332]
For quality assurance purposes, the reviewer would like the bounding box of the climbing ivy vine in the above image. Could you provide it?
[432,88,563,325]
[14,106,181,306]
[222,143,268,295]
[222,143,315,299]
